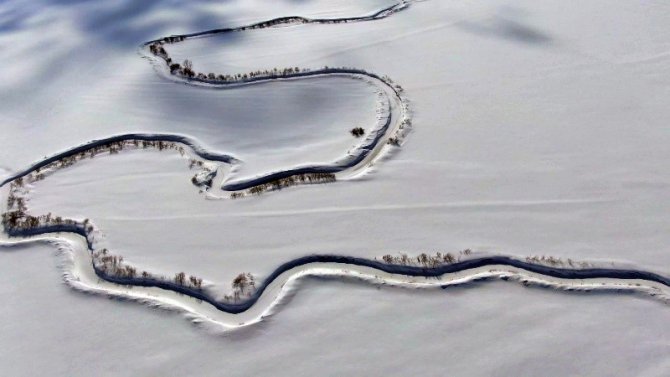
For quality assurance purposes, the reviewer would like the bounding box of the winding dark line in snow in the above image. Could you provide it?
[144,1,410,44]
[142,1,413,190]
[0,134,237,188]
[3,0,669,323]
[2,2,411,190]
[7,224,670,315]
[97,255,670,314]
[0,70,397,190]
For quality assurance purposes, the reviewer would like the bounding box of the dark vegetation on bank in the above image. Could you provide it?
[2,140,658,313]
[4,177,670,314]
[230,172,336,198]
[350,127,365,138]
[6,1,665,316]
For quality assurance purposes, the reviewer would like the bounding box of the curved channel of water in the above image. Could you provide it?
[1,0,669,330]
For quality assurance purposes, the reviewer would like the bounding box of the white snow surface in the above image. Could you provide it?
[2,0,670,375]
[1,245,669,376]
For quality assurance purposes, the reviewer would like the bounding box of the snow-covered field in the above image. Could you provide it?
[2,244,669,376]
[1,0,669,375]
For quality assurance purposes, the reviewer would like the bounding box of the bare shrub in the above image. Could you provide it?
[350,127,365,137]
[175,272,186,285]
